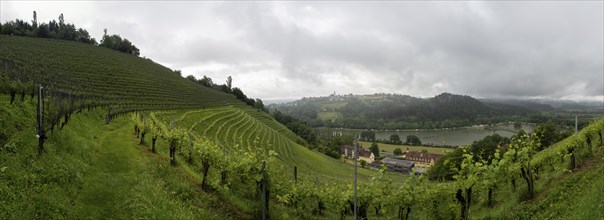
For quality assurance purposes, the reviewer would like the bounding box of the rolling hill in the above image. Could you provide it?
[270,93,536,129]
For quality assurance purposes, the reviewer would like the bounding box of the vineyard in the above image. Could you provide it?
[135,109,604,219]
[0,35,244,134]
[143,107,385,181]
[1,35,604,219]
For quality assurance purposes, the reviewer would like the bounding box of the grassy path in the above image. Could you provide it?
[75,117,141,218]
[66,114,246,219]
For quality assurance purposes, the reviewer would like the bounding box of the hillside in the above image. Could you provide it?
[2,36,604,220]
[0,36,401,218]
[270,93,536,129]
[0,35,392,180]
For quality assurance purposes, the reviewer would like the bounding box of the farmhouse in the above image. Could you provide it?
[381,158,415,174]
[340,145,375,163]
[404,151,443,168]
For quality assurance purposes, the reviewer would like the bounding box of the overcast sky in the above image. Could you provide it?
[2,1,603,102]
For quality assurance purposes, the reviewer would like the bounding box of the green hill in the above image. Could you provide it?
[270,93,536,129]
[0,35,398,218]
[1,35,603,219]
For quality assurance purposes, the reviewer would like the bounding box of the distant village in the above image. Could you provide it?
[340,145,443,175]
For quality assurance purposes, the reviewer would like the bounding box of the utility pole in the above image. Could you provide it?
[575,115,578,135]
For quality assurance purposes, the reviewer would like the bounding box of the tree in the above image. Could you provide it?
[198,75,214,87]
[360,160,367,168]
[254,98,266,111]
[32,11,37,29]
[226,76,232,91]
[390,134,402,145]
[534,121,569,151]
[36,23,50,38]
[58,13,64,27]
[99,33,140,56]
[360,131,376,142]
[231,87,247,101]
[514,122,522,130]
[393,148,403,155]
[469,134,508,163]
[406,135,421,146]
[369,142,380,157]
[186,75,197,82]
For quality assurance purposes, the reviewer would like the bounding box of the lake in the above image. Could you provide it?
[316,124,536,146]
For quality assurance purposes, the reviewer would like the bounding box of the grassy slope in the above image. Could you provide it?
[0,98,247,219]
[471,146,604,220]
[0,36,393,182]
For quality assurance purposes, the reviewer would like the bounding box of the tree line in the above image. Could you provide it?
[184,74,266,111]
[0,11,139,56]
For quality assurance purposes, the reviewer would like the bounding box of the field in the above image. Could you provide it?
[317,111,342,121]
[359,141,450,154]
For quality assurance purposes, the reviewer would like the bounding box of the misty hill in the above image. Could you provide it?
[479,98,556,112]
[480,98,604,112]
[270,93,536,129]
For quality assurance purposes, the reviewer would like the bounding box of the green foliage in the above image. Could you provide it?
[99,33,140,56]
[469,134,508,163]
[1,13,97,45]
[390,133,402,144]
[360,130,376,142]
[393,147,403,155]
[502,132,541,199]
[406,135,421,146]
[428,148,464,181]
[369,142,380,157]
[533,121,571,151]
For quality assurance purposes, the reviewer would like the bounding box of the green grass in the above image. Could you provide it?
[317,111,342,121]
[359,141,450,154]
[0,99,245,219]
[318,101,347,110]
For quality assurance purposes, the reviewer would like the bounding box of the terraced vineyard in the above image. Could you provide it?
[0,35,245,131]
[0,35,379,182]
[151,107,382,181]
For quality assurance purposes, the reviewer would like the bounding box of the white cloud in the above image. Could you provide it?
[1,1,602,102]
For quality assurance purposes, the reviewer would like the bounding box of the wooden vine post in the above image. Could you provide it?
[261,161,269,220]
[106,106,111,124]
[36,84,46,155]
[169,118,176,165]
[294,166,297,184]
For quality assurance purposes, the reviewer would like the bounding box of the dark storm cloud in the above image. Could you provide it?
[1,1,602,101]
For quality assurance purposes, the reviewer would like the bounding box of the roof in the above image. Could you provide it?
[358,149,373,158]
[405,151,443,161]
[382,158,415,167]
